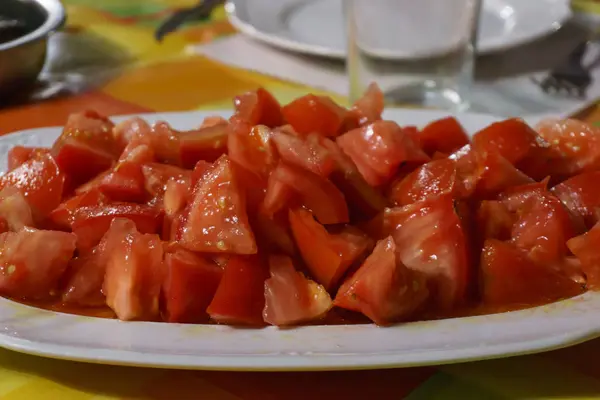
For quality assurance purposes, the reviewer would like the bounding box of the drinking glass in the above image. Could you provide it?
[346,0,481,111]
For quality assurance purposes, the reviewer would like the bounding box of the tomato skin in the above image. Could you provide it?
[162,249,223,323]
[337,120,429,187]
[481,239,583,307]
[370,195,471,309]
[289,208,371,290]
[320,138,388,218]
[271,162,349,225]
[178,123,229,169]
[272,132,335,177]
[0,228,76,300]
[112,116,152,152]
[228,123,277,178]
[232,88,285,128]
[568,222,600,290]
[99,162,147,203]
[207,255,269,325]
[536,118,600,177]
[102,218,164,321]
[263,255,332,326]
[61,247,106,307]
[251,210,296,255]
[334,236,429,325]
[507,189,577,266]
[71,203,163,252]
[0,152,65,217]
[476,201,515,241]
[282,94,348,137]
[552,171,600,229]
[418,117,469,156]
[179,155,257,254]
[51,111,118,185]
[472,118,542,166]
[389,158,458,206]
[351,82,384,126]
[7,146,49,171]
[48,188,106,230]
[141,163,191,200]
[470,149,534,199]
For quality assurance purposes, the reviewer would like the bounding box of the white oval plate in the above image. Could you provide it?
[1,108,599,371]
[225,0,571,59]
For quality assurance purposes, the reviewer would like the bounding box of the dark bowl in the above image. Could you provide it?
[0,0,66,99]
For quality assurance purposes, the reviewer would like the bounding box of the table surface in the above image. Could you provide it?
[1,1,600,399]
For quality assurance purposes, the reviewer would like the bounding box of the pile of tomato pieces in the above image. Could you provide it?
[0,84,598,327]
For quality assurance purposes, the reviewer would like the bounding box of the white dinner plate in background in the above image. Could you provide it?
[225,0,572,59]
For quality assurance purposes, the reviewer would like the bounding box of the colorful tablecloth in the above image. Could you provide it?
[1,2,600,399]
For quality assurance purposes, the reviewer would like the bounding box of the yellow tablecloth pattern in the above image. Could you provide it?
[1,2,600,399]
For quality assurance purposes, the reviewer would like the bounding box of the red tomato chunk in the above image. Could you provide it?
[0,84,592,327]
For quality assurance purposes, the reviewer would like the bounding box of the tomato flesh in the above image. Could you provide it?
[334,236,429,325]
[179,155,257,254]
[0,187,34,231]
[0,228,76,300]
[7,146,49,171]
[263,255,332,326]
[481,239,583,307]
[418,117,469,156]
[232,88,284,128]
[282,94,348,137]
[207,255,269,325]
[389,158,458,206]
[568,222,600,290]
[178,123,229,168]
[337,120,429,187]
[49,188,106,230]
[552,171,600,229]
[103,218,164,321]
[289,208,371,290]
[163,249,223,323]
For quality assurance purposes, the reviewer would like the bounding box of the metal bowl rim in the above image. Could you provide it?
[0,0,66,51]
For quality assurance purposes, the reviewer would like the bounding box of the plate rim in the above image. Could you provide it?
[0,108,598,371]
[224,0,572,60]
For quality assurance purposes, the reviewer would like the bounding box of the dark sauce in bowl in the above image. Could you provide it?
[0,1,47,46]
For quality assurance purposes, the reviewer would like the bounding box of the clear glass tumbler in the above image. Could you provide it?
[346,0,481,111]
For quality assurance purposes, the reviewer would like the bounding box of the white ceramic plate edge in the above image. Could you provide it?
[0,108,598,371]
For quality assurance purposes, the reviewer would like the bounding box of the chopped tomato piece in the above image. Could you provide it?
[351,82,384,126]
[231,88,285,128]
[271,162,349,224]
[418,117,469,156]
[112,117,152,152]
[321,138,388,218]
[0,228,76,300]
[481,239,583,307]
[62,244,107,307]
[552,171,600,229]
[334,236,428,325]
[282,94,348,137]
[389,158,458,206]
[191,160,212,186]
[568,222,600,290]
[7,146,49,171]
[228,123,277,178]
[263,255,332,326]
[141,163,191,200]
[71,203,163,252]
[48,188,106,230]
[272,132,335,177]
[0,187,34,231]
[51,111,117,185]
[470,149,534,199]
[251,210,296,255]
[476,201,515,241]
[536,118,600,177]
[103,219,163,321]
[263,172,294,217]
[507,188,577,265]
[99,162,147,203]
[178,123,229,168]
[179,155,257,254]
[0,152,65,216]
[163,178,190,217]
[371,195,471,309]
[207,255,269,325]
[289,208,371,290]
[163,249,223,323]
[337,120,429,187]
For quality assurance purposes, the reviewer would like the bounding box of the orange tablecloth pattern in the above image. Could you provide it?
[1,2,600,399]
